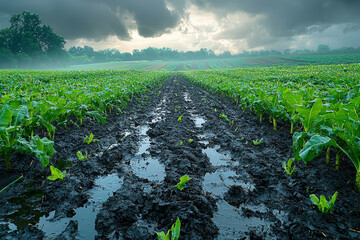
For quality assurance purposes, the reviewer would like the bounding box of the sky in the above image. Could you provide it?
[0,0,360,54]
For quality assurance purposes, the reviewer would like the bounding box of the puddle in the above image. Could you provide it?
[203,169,254,196]
[184,92,191,102]
[37,174,123,239]
[2,189,46,231]
[130,126,165,182]
[203,145,231,167]
[213,200,271,239]
[193,116,206,128]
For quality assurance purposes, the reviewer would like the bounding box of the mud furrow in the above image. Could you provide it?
[1,76,359,239]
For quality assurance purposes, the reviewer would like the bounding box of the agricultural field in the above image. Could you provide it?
[58,52,360,71]
[1,64,360,239]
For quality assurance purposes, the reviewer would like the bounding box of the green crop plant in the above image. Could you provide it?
[310,191,338,214]
[282,158,296,175]
[83,133,99,144]
[155,218,181,240]
[188,139,193,144]
[253,138,263,146]
[76,151,88,161]
[179,141,183,146]
[219,113,229,121]
[174,175,191,190]
[177,113,185,123]
[0,70,171,175]
[47,165,66,181]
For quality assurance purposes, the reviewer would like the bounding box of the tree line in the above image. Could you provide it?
[1,11,359,68]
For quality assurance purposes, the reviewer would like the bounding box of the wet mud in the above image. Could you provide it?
[1,76,360,239]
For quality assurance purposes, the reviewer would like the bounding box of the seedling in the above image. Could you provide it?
[174,101,178,104]
[214,108,217,113]
[155,218,181,240]
[282,158,296,175]
[253,138,264,146]
[174,175,191,190]
[177,113,185,123]
[83,133,100,144]
[179,141,183,146]
[188,139,193,144]
[310,191,338,214]
[76,151,88,161]
[47,165,66,181]
[219,113,229,121]
[237,137,244,141]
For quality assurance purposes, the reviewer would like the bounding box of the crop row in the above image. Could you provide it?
[0,70,171,175]
[181,63,360,190]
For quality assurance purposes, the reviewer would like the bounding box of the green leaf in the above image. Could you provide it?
[299,135,335,163]
[19,136,56,167]
[329,191,338,213]
[296,99,323,132]
[77,151,84,160]
[320,195,329,213]
[155,230,170,240]
[0,106,13,126]
[177,113,184,123]
[170,218,181,240]
[12,105,29,126]
[47,165,66,181]
[309,194,320,206]
[174,175,191,190]
[282,161,287,171]
[87,111,106,124]
[292,132,314,160]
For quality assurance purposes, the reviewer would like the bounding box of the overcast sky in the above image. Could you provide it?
[1,0,360,54]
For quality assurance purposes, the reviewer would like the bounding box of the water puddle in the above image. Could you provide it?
[203,145,231,167]
[213,200,271,239]
[2,189,45,231]
[184,92,191,102]
[193,116,206,128]
[151,96,168,123]
[130,126,165,182]
[37,174,123,239]
[203,169,254,196]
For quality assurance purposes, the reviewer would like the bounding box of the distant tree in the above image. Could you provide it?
[317,44,331,52]
[0,11,66,67]
[219,51,232,58]
[283,49,291,55]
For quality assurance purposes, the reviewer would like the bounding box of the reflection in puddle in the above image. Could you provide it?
[2,189,45,231]
[213,200,271,239]
[203,169,255,196]
[203,145,230,167]
[193,116,206,128]
[131,126,165,182]
[184,92,191,102]
[37,174,123,239]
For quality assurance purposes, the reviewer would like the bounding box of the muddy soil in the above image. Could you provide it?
[1,76,360,240]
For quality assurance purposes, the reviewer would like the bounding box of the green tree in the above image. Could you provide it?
[0,11,66,67]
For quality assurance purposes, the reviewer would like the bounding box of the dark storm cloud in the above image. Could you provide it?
[0,0,181,40]
[0,0,359,49]
[192,0,360,47]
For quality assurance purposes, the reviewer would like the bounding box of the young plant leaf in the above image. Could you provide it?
[47,165,66,181]
[174,175,191,190]
[170,218,181,240]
